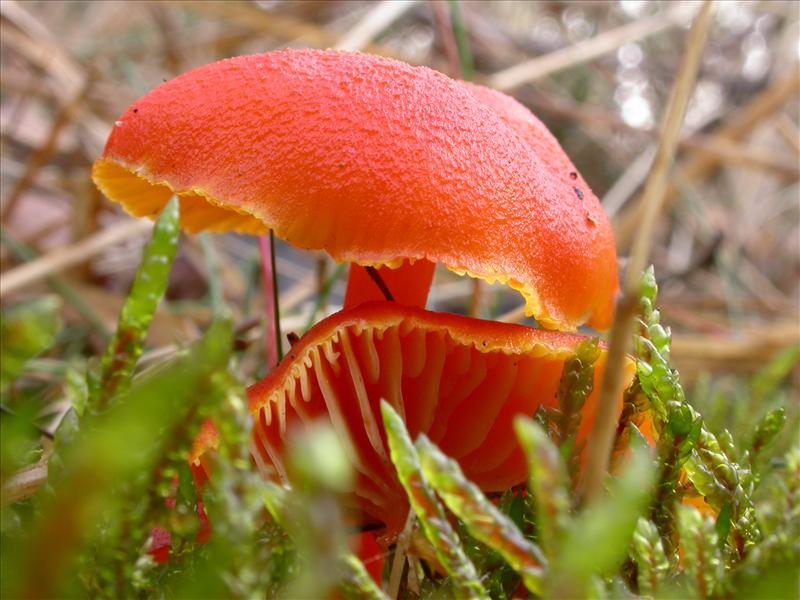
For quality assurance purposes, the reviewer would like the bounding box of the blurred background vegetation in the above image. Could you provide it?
[0,1,798,598]
[1,0,797,382]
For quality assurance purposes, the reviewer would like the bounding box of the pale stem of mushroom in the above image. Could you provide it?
[259,232,282,369]
[580,0,715,505]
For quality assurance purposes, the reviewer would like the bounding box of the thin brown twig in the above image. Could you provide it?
[671,321,799,365]
[580,0,716,505]
[259,233,281,370]
[365,266,396,302]
[430,0,461,78]
[315,255,329,314]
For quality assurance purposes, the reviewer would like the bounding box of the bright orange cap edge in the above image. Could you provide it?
[91,49,618,331]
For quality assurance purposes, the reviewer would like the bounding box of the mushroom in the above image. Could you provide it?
[92,48,617,331]
[247,301,634,534]
[92,49,630,537]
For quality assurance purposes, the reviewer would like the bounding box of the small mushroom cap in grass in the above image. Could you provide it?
[247,301,635,535]
[92,49,617,331]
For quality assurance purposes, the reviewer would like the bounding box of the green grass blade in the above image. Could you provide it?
[0,295,62,389]
[339,554,390,600]
[92,198,180,410]
[415,434,546,595]
[678,504,723,598]
[632,518,669,597]
[381,401,487,599]
[514,416,570,559]
[550,443,654,597]
[748,407,786,462]
[749,345,800,404]
[448,0,474,80]
[7,317,232,599]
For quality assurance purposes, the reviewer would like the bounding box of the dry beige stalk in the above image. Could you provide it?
[681,135,800,180]
[334,0,421,52]
[581,0,716,505]
[489,4,693,91]
[0,220,152,298]
[615,71,800,249]
[388,510,416,600]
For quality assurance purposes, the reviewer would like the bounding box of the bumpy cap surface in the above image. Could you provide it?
[92,49,617,330]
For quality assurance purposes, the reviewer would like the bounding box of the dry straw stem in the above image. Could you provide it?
[334,0,421,52]
[388,510,416,600]
[496,303,527,323]
[184,1,408,61]
[672,320,800,374]
[0,76,93,221]
[182,1,338,49]
[581,0,716,505]
[604,148,658,219]
[774,114,800,155]
[681,135,799,180]
[0,1,83,94]
[0,1,107,151]
[488,4,693,91]
[615,71,800,249]
[1,447,50,505]
[0,220,153,298]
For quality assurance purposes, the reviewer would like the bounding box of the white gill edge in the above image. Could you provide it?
[381,325,406,421]
[310,345,363,472]
[339,328,388,462]
[255,412,289,484]
[357,326,381,385]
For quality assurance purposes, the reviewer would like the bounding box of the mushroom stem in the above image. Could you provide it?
[259,232,282,369]
[344,260,436,309]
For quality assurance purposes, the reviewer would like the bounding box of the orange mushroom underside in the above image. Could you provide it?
[244,301,634,535]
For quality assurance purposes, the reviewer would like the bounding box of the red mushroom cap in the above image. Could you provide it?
[92,49,617,331]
